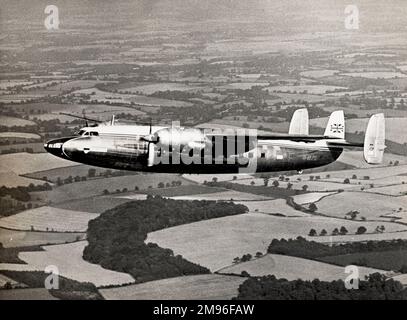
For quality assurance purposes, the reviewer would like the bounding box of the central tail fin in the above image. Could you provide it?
[289,108,309,135]
[324,110,345,139]
[364,113,385,164]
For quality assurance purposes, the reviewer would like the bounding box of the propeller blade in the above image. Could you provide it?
[147,142,155,167]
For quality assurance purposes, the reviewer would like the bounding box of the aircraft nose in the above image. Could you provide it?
[44,137,75,158]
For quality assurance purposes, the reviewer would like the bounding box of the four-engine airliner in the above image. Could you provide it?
[44,109,385,174]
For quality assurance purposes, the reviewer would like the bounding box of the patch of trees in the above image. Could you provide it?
[84,196,248,283]
[268,237,407,260]
[0,243,43,263]
[0,271,102,300]
[234,273,407,300]
[0,183,51,202]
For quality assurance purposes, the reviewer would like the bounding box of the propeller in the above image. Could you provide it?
[59,112,103,126]
[146,118,156,167]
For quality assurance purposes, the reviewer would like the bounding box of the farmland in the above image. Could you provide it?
[319,250,407,272]
[235,199,310,217]
[0,288,58,300]
[0,207,98,232]
[0,132,40,140]
[0,227,85,248]
[0,153,75,176]
[314,192,407,221]
[146,212,407,272]
[267,85,347,95]
[117,82,203,95]
[99,274,245,300]
[220,254,384,281]
[0,116,36,127]
[0,242,135,287]
[33,173,191,203]
[70,88,193,108]
[1,0,407,300]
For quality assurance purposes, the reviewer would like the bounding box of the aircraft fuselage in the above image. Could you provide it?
[44,126,342,174]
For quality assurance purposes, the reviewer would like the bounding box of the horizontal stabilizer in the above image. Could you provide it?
[327,141,364,148]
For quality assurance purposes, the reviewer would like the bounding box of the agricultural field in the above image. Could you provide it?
[28,105,146,122]
[169,190,272,201]
[217,82,269,90]
[54,196,131,213]
[0,273,22,288]
[292,192,336,205]
[182,173,252,184]
[365,184,407,196]
[99,274,245,300]
[0,206,98,232]
[235,199,310,217]
[71,88,193,108]
[267,85,347,95]
[319,250,407,272]
[0,142,45,154]
[131,185,225,197]
[231,177,360,192]
[0,132,40,140]
[300,70,340,78]
[0,228,85,248]
[0,80,34,90]
[0,242,134,287]
[336,151,407,169]
[219,254,385,281]
[146,212,407,271]
[0,153,75,176]
[315,192,407,221]
[340,72,407,79]
[117,82,203,95]
[25,165,117,183]
[0,288,58,300]
[0,171,45,187]
[0,116,36,127]
[287,164,407,182]
[33,173,191,203]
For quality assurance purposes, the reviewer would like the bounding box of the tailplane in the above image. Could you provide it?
[289,108,309,135]
[364,113,386,164]
[324,110,345,139]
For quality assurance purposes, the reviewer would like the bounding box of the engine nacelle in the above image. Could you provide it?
[154,127,208,150]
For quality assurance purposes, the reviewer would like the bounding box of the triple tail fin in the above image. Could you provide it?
[364,113,385,164]
[324,110,345,139]
[289,108,309,135]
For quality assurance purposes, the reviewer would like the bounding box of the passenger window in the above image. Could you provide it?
[90,132,99,136]
[84,132,90,136]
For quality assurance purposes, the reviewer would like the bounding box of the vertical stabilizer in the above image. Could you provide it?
[289,108,309,135]
[364,113,385,164]
[324,110,345,139]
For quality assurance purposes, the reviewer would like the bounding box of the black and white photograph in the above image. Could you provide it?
[0,0,406,304]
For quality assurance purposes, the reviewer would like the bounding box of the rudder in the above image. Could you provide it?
[364,113,385,164]
[324,110,345,139]
[289,108,309,135]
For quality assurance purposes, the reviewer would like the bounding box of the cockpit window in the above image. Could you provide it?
[78,130,86,136]
[83,132,90,136]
